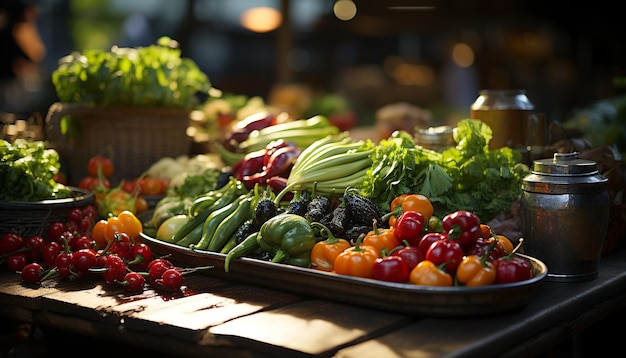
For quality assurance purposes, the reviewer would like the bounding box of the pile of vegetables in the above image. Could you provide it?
[51,36,211,109]
[360,119,530,222]
[1,207,207,293]
[0,139,72,201]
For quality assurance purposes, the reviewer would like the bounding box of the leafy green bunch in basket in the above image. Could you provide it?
[0,139,72,201]
[51,37,211,109]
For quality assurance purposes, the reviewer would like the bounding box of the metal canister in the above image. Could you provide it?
[415,125,455,152]
[519,152,610,282]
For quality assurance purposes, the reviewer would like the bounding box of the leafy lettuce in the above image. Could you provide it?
[359,119,530,222]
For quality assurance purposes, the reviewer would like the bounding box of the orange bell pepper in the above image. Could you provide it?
[334,234,379,278]
[310,223,352,272]
[386,193,435,226]
[363,220,401,255]
[456,254,497,287]
[409,260,453,286]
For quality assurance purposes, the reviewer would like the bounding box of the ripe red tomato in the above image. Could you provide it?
[79,176,110,191]
[121,179,140,194]
[87,156,114,178]
[139,177,164,196]
[134,196,149,214]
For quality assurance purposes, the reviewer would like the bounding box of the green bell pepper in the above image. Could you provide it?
[257,213,316,267]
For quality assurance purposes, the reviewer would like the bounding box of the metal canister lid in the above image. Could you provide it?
[415,125,455,152]
[522,152,608,194]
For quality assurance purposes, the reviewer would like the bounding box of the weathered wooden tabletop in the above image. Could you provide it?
[1,249,626,357]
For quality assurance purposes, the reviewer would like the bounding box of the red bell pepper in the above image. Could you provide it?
[493,254,533,284]
[392,243,422,271]
[442,210,481,249]
[416,232,447,262]
[242,146,301,189]
[393,210,425,246]
[372,254,410,283]
[425,234,464,275]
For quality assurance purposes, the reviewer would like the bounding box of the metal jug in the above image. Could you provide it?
[520,152,610,282]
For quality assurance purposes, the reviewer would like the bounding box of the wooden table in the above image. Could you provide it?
[1,249,626,357]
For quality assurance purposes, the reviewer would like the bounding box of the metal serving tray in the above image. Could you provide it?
[140,233,547,317]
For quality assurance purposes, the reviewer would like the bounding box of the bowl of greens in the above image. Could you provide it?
[0,139,95,237]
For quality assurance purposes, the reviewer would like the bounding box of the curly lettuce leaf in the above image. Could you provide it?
[359,119,530,221]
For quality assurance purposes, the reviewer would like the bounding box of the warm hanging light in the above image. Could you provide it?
[334,0,357,21]
[240,7,282,33]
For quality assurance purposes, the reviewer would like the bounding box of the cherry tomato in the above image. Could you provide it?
[128,243,152,270]
[54,252,74,277]
[121,272,145,291]
[158,268,184,290]
[7,253,28,272]
[24,235,46,261]
[73,235,94,251]
[102,255,127,284]
[87,156,114,178]
[148,259,173,285]
[47,222,66,242]
[82,205,98,220]
[110,232,132,259]
[78,216,94,234]
[72,248,98,273]
[42,241,62,268]
[21,262,44,283]
[0,233,24,255]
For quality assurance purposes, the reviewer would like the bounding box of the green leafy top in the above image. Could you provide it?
[0,139,72,201]
[359,119,530,222]
[51,37,211,109]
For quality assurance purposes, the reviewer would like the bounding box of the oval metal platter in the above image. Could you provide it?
[140,232,547,317]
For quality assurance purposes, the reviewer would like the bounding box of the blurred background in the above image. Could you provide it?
[1,0,625,133]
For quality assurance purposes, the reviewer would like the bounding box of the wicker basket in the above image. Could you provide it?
[0,187,94,239]
[45,102,193,185]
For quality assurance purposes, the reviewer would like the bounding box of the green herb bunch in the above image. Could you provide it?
[51,37,211,109]
[360,119,530,222]
[0,139,72,201]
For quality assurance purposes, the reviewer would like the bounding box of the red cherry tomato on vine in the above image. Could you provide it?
[7,253,28,272]
[120,272,146,291]
[21,262,44,283]
[0,233,24,254]
[87,156,114,178]
[158,268,184,290]
[24,235,46,261]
